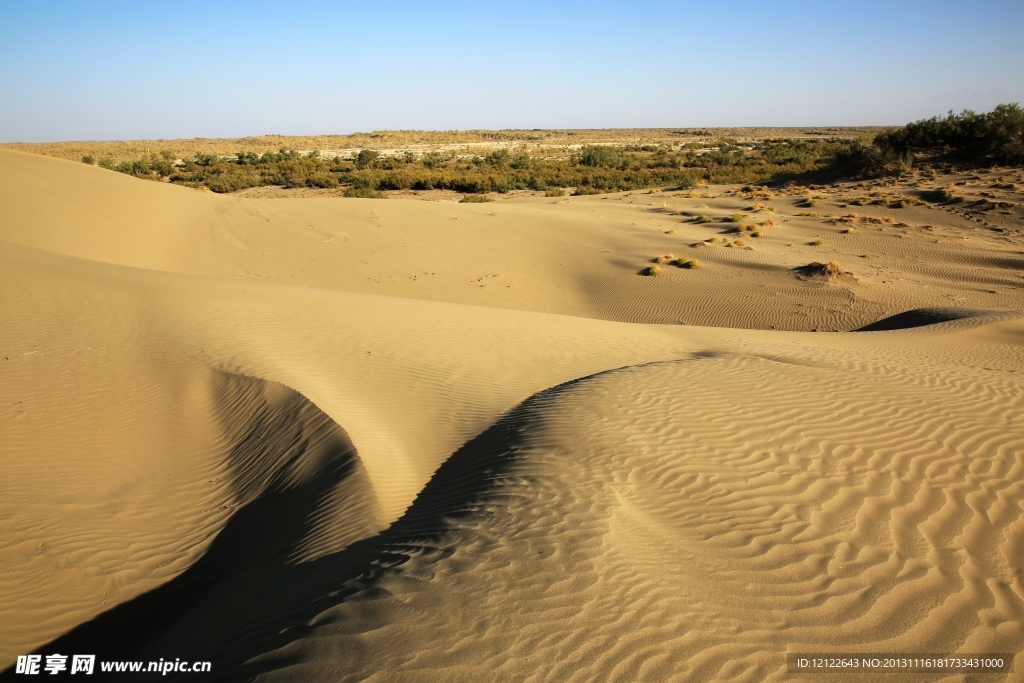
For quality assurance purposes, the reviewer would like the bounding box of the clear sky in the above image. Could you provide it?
[1,1,1022,141]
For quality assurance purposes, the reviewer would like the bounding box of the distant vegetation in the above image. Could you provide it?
[77,138,857,195]
[833,103,1023,176]
[43,109,1024,194]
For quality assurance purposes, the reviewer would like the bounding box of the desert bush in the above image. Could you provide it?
[356,150,381,169]
[642,265,661,276]
[460,194,493,203]
[675,258,700,268]
[577,145,625,168]
[809,237,823,246]
[81,155,94,164]
[545,188,565,197]
[344,186,385,198]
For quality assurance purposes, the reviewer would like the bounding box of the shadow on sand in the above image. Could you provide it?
[2,371,598,682]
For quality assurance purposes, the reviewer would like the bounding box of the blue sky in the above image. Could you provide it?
[1,1,1022,141]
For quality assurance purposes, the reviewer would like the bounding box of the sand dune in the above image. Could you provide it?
[1,150,1023,680]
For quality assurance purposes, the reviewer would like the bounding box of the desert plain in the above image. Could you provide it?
[1,143,1024,681]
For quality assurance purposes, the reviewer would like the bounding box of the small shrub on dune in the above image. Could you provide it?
[545,188,565,197]
[642,264,661,276]
[809,237,824,246]
[881,216,895,223]
[460,194,493,203]
[344,186,385,198]
[81,155,94,165]
[728,213,746,223]
[795,260,844,281]
[751,230,764,238]
[695,214,712,223]
[733,239,746,247]
[841,227,855,234]
[675,257,700,268]
[762,218,776,227]
[653,253,676,263]
[665,228,677,234]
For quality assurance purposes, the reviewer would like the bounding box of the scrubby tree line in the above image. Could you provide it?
[833,103,1023,176]
[83,137,853,195]
[84,105,1022,195]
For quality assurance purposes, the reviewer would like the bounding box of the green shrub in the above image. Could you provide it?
[577,145,625,168]
[356,150,380,169]
[81,155,94,165]
[344,186,385,198]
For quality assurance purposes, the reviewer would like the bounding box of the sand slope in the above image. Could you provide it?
[1,150,1023,680]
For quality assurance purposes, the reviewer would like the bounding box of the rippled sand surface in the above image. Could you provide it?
[1,150,1022,681]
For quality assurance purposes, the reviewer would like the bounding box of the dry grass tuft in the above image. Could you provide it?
[809,237,824,246]
[733,239,746,247]
[881,216,895,223]
[728,213,747,223]
[675,258,701,268]
[653,253,676,264]
[664,228,677,234]
[642,264,661,276]
[762,218,776,227]
[795,260,844,281]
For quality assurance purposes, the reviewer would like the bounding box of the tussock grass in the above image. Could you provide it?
[675,258,701,268]
[460,194,493,203]
[796,260,844,281]
[728,213,747,223]
[642,265,662,276]
[809,237,824,246]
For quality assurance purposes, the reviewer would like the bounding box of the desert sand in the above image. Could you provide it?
[1,148,1023,681]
